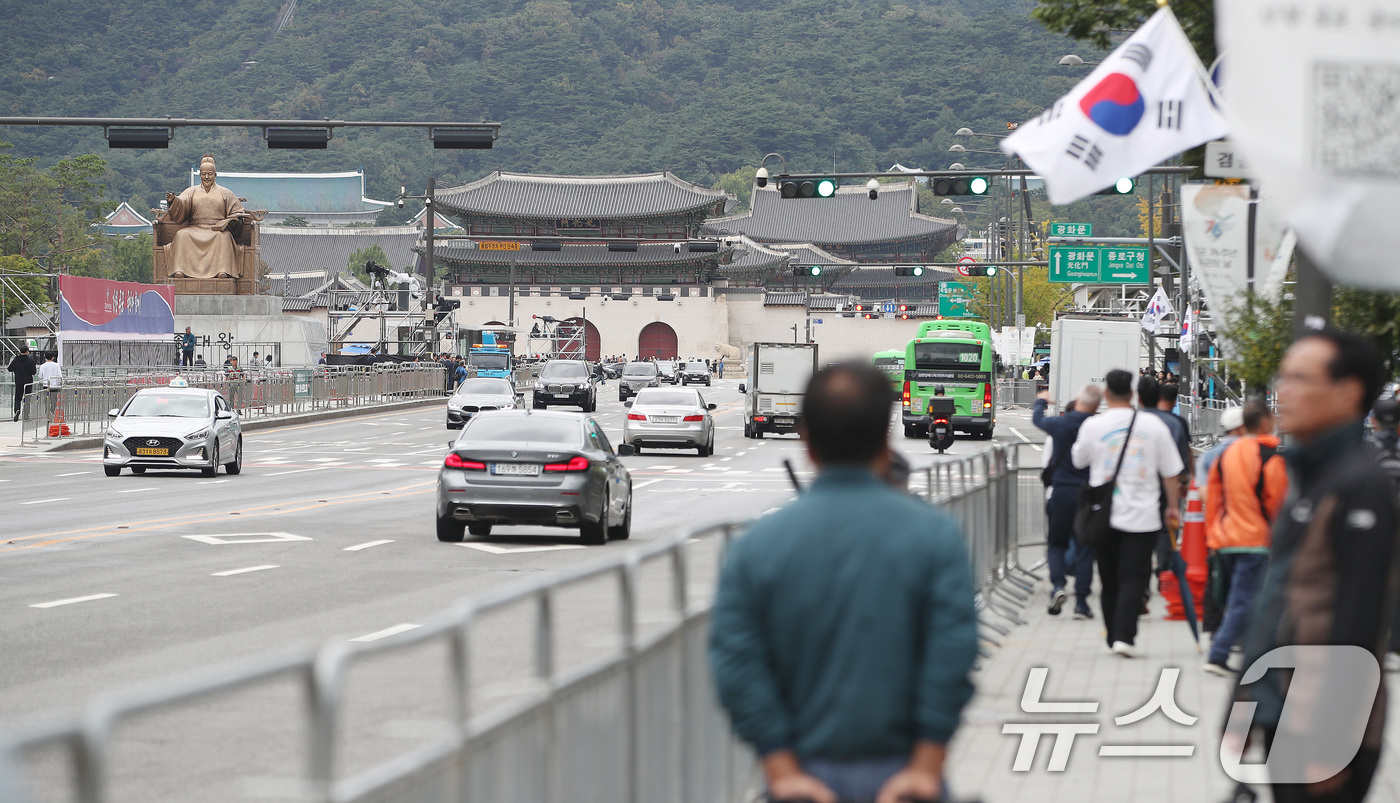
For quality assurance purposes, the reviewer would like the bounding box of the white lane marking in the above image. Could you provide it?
[458,543,588,555]
[350,623,421,642]
[725,470,752,475]
[364,458,401,463]
[664,468,692,474]
[117,487,157,494]
[366,462,405,468]
[182,532,312,545]
[30,593,118,609]
[1009,427,1032,443]
[307,458,347,464]
[764,507,781,514]
[645,464,678,469]
[720,457,733,462]
[266,467,330,476]
[212,564,279,577]
[345,539,394,551]
[631,478,665,490]
[701,462,715,468]
[55,471,91,477]
[762,467,785,472]
[0,479,9,482]
[196,479,231,485]
[20,497,71,505]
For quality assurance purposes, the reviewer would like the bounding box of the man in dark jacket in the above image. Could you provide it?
[7,345,35,422]
[1231,329,1398,802]
[710,363,977,803]
[1033,385,1100,618]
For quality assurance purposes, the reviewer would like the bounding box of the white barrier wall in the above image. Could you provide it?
[175,295,328,366]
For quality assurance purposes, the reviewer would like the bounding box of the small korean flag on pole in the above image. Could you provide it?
[1142,287,1176,333]
[1000,6,1228,205]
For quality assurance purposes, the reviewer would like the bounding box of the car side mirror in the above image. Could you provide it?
[215,410,234,420]
[108,408,120,417]
[624,401,632,408]
[617,444,635,456]
[707,403,717,410]
[738,383,746,394]
[447,441,456,449]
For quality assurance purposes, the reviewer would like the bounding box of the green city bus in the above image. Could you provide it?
[872,349,905,391]
[901,320,996,439]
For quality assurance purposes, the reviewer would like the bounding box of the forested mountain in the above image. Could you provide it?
[0,0,1103,215]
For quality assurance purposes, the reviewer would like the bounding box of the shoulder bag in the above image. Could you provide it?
[1074,409,1137,549]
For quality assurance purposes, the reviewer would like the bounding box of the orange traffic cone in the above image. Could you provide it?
[47,395,70,437]
[1159,481,1207,620]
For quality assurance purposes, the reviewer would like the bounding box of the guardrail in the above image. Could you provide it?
[16,364,447,446]
[0,444,1040,803]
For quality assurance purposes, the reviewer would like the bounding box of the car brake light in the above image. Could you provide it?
[682,414,703,421]
[444,453,486,470]
[753,415,766,422]
[543,455,590,472]
[626,412,646,420]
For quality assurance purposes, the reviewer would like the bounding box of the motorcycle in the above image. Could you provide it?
[927,392,956,454]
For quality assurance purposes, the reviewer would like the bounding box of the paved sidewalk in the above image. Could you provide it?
[949,552,1400,802]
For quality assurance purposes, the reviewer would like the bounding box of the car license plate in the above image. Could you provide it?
[650,415,679,424]
[491,462,540,476]
[776,417,794,425]
[135,447,168,456]
[553,393,570,398]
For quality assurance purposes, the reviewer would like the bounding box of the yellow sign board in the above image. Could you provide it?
[478,241,521,251]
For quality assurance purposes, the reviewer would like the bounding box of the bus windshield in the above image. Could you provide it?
[914,342,984,370]
[469,352,509,369]
[874,357,903,370]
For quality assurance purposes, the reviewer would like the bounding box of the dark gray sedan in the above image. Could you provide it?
[436,410,634,544]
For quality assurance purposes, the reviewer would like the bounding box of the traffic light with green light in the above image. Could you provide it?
[779,177,838,199]
[893,266,925,277]
[964,265,1000,277]
[1095,177,1136,195]
[788,265,823,277]
[931,176,990,196]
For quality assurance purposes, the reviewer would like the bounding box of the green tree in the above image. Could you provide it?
[1031,0,1217,64]
[105,233,154,284]
[1219,293,1293,395]
[1333,287,1400,378]
[0,143,108,276]
[348,244,390,285]
[0,254,50,325]
[711,166,756,212]
[280,215,311,227]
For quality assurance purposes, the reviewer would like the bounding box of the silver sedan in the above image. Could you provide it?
[103,383,242,477]
[446,377,521,429]
[436,410,634,545]
[622,387,716,456]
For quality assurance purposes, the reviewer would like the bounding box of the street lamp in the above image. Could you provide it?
[1058,55,1100,66]
[954,127,1010,139]
[948,144,1003,155]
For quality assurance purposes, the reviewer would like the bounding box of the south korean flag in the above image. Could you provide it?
[1001,7,1228,205]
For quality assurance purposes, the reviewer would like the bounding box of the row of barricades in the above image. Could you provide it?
[0,445,1044,803]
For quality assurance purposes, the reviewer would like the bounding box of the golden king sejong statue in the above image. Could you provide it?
[160,154,248,279]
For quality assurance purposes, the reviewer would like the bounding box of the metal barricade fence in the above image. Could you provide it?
[17,365,448,446]
[996,379,1038,408]
[0,445,1040,803]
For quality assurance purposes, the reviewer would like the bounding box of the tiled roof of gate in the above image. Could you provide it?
[259,225,422,278]
[428,239,732,268]
[701,182,957,245]
[435,171,732,220]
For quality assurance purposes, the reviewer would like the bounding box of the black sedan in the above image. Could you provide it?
[532,359,597,412]
[679,361,711,386]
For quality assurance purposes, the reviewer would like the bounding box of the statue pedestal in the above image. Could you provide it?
[166,277,253,295]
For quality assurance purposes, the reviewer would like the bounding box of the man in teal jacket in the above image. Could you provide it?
[709,363,978,803]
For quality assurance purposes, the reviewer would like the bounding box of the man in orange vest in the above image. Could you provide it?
[1203,399,1288,676]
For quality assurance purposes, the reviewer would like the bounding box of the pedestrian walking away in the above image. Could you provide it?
[1032,385,1100,619]
[1230,329,1399,802]
[181,326,196,367]
[6,345,36,422]
[1071,369,1183,658]
[710,363,977,803]
[36,353,61,418]
[1197,405,1246,635]
[1202,400,1286,677]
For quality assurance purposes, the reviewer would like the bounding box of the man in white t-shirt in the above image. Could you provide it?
[1072,369,1184,658]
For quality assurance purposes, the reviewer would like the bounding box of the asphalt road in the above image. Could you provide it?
[0,377,1044,800]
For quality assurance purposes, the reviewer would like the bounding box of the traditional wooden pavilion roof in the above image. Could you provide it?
[715,236,792,281]
[429,239,732,273]
[701,181,957,247]
[435,171,733,222]
[97,200,152,236]
[197,169,392,225]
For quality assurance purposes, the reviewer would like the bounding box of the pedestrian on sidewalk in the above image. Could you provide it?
[1231,329,1398,802]
[1033,385,1100,619]
[36,353,61,419]
[7,345,35,422]
[1197,405,1246,635]
[181,326,196,367]
[1071,370,1184,658]
[1203,400,1286,677]
[717,358,724,379]
[710,363,977,803]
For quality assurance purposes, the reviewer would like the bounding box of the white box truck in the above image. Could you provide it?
[1049,315,1143,409]
[738,342,818,438]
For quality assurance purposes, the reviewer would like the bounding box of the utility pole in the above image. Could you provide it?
[1293,249,1333,339]
[508,252,517,329]
[424,177,436,356]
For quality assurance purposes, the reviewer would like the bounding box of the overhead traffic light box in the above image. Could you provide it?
[931,176,990,196]
[778,177,838,199]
